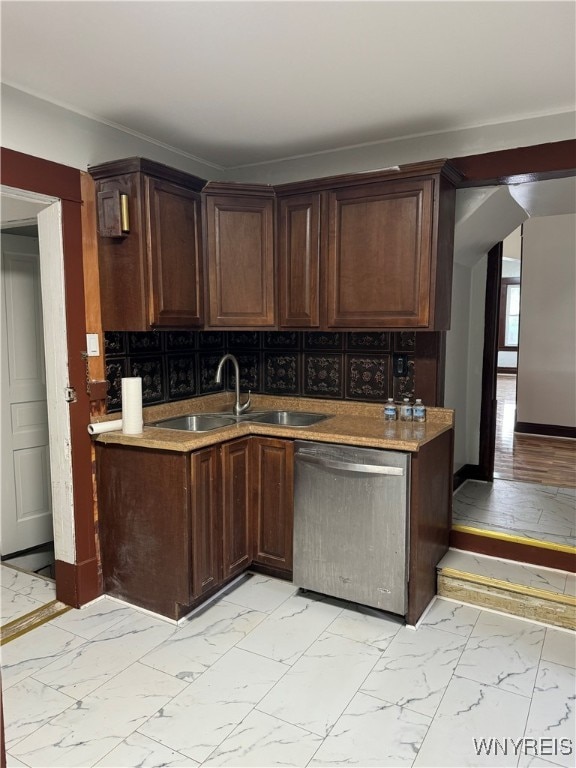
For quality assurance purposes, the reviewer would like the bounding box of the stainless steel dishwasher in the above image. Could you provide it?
[293,440,410,615]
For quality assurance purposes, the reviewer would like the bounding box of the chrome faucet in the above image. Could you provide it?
[215,353,251,416]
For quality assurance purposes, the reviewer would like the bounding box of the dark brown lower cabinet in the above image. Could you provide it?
[252,437,294,573]
[96,436,294,620]
[221,438,252,579]
[96,430,451,624]
[190,446,221,599]
[96,445,193,619]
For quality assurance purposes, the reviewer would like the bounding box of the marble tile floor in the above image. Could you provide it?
[1,565,57,626]
[2,573,575,768]
[453,479,576,549]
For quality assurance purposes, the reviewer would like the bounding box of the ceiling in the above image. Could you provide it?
[1,1,575,169]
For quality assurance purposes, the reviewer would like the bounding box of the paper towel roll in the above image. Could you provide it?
[87,419,123,435]
[122,377,143,435]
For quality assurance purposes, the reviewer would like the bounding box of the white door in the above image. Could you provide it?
[1,233,53,555]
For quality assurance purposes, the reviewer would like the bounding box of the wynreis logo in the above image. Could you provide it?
[473,737,573,758]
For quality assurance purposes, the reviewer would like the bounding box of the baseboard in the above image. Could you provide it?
[453,463,484,490]
[515,421,576,439]
[55,558,102,608]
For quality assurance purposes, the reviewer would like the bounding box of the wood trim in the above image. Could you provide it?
[55,558,101,607]
[80,172,106,391]
[414,332,446,406]
[2,148,101,604]
[449,528,576,572]
[477,243,503,482]
[88,156,206,191]
[515,421,576,439]
[441,567,576,605]
[203,181,275,198]
[1,147,82,202]
[274,159,462,195]
[450,139,576,187]
[453,463,483,490]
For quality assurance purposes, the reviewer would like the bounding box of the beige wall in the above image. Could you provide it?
[517,214,576,428]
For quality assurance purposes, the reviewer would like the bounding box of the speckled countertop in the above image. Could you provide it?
[93,394,454,453]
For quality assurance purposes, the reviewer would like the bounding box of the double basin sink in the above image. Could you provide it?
[150,410,330,433]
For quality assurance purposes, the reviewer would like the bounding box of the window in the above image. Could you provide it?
[499,278,521,350]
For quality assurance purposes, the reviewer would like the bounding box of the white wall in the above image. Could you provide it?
[2,84,575,183]
[444,262,472,471]
[445,254,488,470]
[517,214,576,428]
[466,256,488,463]
[1,85,222,180]
[226,112,576,184]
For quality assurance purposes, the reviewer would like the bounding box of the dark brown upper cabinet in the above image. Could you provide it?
[203,183,275,328]
[275,160,460,331]
[276,192,323,328]
[89,158,205,330]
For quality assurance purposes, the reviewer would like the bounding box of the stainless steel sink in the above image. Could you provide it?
[150,410,330,432]
[246,411,330,427]
[150,414,236,432]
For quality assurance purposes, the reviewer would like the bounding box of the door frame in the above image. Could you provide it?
[1,148,100,606]
[450,139,576,482]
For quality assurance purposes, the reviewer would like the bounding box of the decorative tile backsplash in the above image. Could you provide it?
[104,330,415,413]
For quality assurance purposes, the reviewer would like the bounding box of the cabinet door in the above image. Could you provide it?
[146,177,203,327]
[190,446,221,598]
[221,439,252,578]
[327,179,434,328]
[252,438,294,572]
[205,195,275,327]
[278,193,321,327]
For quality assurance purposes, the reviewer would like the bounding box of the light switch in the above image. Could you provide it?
[86,333,100,357]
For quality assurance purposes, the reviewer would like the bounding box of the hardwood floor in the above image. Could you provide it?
[494,374,576,487]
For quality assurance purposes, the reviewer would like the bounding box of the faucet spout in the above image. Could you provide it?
[215,353,251,416]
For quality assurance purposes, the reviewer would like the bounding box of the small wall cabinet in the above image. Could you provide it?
[89,158,205,331]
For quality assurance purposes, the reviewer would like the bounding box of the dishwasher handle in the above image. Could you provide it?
[296,453,405,476]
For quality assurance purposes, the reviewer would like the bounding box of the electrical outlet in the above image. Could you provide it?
[393,354,407,377]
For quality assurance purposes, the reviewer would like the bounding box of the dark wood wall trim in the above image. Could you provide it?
[450,529,576,573]
[450,139,576,187]
[1,147,82,202]
[453,463,483,491]
[414,332,446,406]
[1,147,101,605]
[515,422,576,440]
[55,558,101,608]
[477,243,503,482]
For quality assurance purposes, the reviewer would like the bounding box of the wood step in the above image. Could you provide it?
[437,550,575,631]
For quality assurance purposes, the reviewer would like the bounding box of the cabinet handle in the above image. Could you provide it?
[120,194,130,234]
